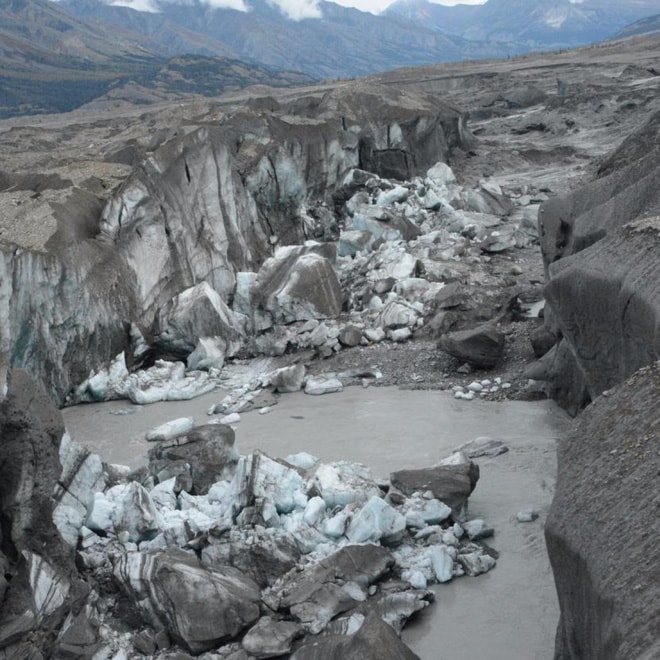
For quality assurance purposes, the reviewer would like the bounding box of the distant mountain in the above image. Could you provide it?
[58,0,516,79]
[386,0,660,50]
[614,13,660,39]
[0,0,313,117]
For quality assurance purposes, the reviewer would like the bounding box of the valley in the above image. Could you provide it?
[1,14,660,660]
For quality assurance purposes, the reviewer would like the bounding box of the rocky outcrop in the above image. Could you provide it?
[2,84,472,405]
[0,371,86,657]
[535,109,660,412]
[546,363,660,660]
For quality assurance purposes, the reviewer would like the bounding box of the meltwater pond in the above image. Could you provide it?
[63,386,569,660]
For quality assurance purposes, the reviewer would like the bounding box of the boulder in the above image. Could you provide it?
[148,424,239,494]
[440,324,505,369]
[266,545,395,634]
[202,531,301,589]
[113,549,261,653]
[290,612,420,659]
[546,363,660,660]
[338,325,363,347]
[242,617,303,658]
[155,282,247,357]
[390,463,480,517]
[253,246,342,324]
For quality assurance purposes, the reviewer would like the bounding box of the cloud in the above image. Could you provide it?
[200,0,250,8]
[109,0,161,11]
[267,0,323,20]
[108,0,250,12]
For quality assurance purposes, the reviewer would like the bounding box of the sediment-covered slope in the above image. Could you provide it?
[534,109,660,412]
[0,83,471,404]
[535,72,660,660]
[546,362,660,660]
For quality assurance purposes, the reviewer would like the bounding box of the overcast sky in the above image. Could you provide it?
[108,0,487,19]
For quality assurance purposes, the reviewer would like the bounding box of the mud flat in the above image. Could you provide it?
[64,386,570,659]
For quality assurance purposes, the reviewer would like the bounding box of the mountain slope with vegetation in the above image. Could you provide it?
[0,0,313,117]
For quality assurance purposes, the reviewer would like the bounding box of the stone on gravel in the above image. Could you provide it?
[339,325,363,347]
[440,324,505,369]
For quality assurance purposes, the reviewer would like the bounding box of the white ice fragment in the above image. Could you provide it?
[346,496,406,544]
[405,510,427,530]
[516,508,539,523]
[150,478,178,511]
[303,496,327,526]
[464,519,494,541]
[430,545,454,583]
[427,162,456,186]
[314,462,380,508]
[285,452,319,470]
[145,417,194,442]
[459,552,496,576]
[437,451,470,467]
[305,376,343,395]
[420,499,452,524]
[323,510,349,538]
[220,412,241,424]
[404,570,427,590]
